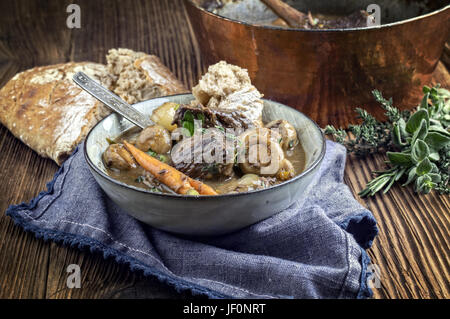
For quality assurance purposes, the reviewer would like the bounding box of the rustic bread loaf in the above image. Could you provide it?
[0,49,188,165]
[0,62,112,165]
[106,48,188,104]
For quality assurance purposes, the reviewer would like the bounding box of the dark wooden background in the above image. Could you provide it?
[0,0,448,299]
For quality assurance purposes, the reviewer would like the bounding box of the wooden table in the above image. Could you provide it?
[0,0,448,299]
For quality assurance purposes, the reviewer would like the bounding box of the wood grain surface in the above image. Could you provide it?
[0,0,448,299]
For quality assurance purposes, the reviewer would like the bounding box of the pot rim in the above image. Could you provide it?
[185,0,450,32]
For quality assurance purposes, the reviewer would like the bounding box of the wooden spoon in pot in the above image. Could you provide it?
[261,0,307,28]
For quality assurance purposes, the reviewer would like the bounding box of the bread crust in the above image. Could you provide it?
[107,48,188,104]
[0,62,112,165]
[134,55,188,95]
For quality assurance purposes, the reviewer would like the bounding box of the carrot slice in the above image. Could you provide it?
[188,177,218,196]
[123,141,217,196]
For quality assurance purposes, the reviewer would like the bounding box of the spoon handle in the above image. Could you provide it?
[261,0,306,27]
[73,72,152,129]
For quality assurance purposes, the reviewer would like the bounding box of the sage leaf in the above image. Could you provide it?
[416,158,433,176]
[424,131,450,152]
[430,162,439,173]
[403,167,417,186]
[428,173,442,184]
[419,93,430,109]
[392,123,406,147]
[429,119,443,128]
[406,109,429,134]
[411,139,429,162]
[387,152,413,166]
[411,119,428,145]
[428,125,450,137]
[398,118,409,137]
[415,175,433,193]
[436,87,450,98]
[429,152,440,161]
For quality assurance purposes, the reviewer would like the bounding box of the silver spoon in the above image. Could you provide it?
[72,72,153,129]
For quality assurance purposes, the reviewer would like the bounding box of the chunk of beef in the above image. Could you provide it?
[171,129,236,179]
[172,103,217,128]
[172,103,254,130]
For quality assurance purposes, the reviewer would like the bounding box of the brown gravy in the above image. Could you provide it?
[105,126,306,194]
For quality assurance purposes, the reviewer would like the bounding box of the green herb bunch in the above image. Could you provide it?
[325,85,450,197]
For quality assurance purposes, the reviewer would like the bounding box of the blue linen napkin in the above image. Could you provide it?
[6,140,377,299]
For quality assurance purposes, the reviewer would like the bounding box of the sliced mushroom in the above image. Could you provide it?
[103,144,136,170]
[265,119,298,150]
[135,124,172,154]
[238,126,281,146]
[238,127,285,176]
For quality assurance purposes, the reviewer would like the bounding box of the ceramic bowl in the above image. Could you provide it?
[84,94,325,236]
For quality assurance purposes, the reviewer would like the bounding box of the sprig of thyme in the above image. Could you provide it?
[325,85,450,197]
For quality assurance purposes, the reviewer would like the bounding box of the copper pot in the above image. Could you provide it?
[185,0,450,127]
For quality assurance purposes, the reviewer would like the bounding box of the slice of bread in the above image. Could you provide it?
[106,48,188,104]
[0,62,113,165]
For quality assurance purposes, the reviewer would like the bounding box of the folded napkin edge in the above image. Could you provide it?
[338,211,378,249]
[357,248,373,299]
[6,202,376,299]
[6,206,230,299]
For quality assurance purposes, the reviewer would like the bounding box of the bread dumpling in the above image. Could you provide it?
[192,61,263,128]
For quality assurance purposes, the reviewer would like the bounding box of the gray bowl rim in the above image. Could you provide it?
[186,0,450,33]
[83,93,326,200]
